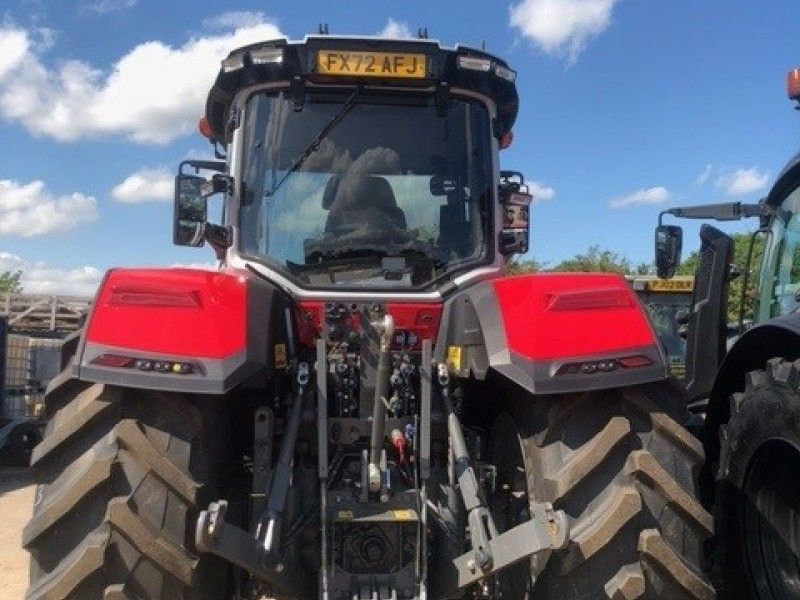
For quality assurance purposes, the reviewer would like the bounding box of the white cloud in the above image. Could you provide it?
[509,0,620,63]
[112,167,173,202]
[0,252,102,296]
[0,27,29,81]
[716,167,770,197]
[203,11,266,30]
[82,0,138,14]
[0,17,283,144]
[377,18,413,39]
[529,180,556,201]
[609,186,670,209]
[0,179,98,236]
[695,163,712,186]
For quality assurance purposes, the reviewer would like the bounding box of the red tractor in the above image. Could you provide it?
[24,35,713,600]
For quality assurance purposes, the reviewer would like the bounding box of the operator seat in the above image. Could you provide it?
[324,174,407,240]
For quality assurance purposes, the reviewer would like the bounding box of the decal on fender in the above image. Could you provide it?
[447,345,463,372]
[274,343,287,369]
[393,509,415,521]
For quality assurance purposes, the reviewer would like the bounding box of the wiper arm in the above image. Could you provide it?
[265,86,362,198]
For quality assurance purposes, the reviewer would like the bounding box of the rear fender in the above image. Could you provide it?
[73,267,294,394]
[437,273,667,394]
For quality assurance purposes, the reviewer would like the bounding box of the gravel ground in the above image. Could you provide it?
[0,467,34,600]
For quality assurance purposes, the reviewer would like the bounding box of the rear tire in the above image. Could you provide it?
[24,379,229,600]
[714,358,800,599]
[489,382,715,599]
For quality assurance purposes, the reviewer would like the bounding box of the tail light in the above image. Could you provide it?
[556,354,653,376]
[788,68,800,103]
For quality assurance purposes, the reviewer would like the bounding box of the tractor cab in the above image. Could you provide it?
[174,36,531,296]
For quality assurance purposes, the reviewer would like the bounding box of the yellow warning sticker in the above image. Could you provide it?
[447,346,462,371]
[393,510,415,521]
[336,510,354,521]
[274,343,287,369]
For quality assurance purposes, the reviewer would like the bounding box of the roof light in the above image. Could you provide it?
[499,131,514,150]
[494,64,516,82]
[197,116,213,139]
[221,52,245,73]
[788,68,800,102]
[251,47,283,66]
[458,56,492,72]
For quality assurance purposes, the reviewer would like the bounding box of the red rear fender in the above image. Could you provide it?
[76,268,292,394]
[492,273,657,361]
[86,268,247,358]
[437,273,666,394]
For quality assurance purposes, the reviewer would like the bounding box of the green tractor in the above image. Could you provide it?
[654,66,800,600]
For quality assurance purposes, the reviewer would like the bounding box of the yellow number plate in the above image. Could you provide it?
[647,279,694,292]
[317,50,426,79]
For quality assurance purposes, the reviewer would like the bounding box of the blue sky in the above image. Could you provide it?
[0,0,798,294]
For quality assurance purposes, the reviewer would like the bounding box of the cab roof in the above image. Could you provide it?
[205,35,519,144]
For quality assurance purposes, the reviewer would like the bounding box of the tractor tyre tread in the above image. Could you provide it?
[25,380,226,600]
[511,382,714,599]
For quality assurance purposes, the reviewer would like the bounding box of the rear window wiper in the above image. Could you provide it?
[265,86,362,198]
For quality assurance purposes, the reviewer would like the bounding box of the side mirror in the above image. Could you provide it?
[655,224,682,279]
[174,174,208,247]
[499,184,533,255]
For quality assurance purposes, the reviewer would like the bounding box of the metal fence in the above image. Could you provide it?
[0,294,91,334]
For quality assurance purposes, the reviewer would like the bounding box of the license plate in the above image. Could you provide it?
[647,279,693,292]
[317,50,426,79]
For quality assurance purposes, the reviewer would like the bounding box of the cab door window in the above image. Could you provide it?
[770,183,800,317]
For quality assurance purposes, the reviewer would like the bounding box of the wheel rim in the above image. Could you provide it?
[742,441,800,600]
[488,412,531,599]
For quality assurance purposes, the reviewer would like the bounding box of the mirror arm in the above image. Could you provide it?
[659,201,771,225]
[742,202,771,219]
[213,140,227,160]
[179,159,227,174]
[202,223,233,260]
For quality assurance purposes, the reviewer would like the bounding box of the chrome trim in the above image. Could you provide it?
[230,256,503,301]
[229,256,439,301]
[452,266,502,286]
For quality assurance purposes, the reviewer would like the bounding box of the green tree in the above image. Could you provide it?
[0,270,22,294]
[505,258,545,275]
[676,232,765,323]
[554,245,653,276]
